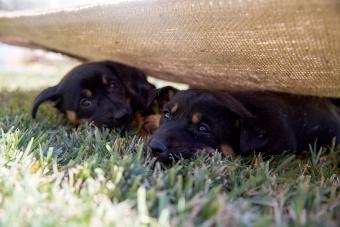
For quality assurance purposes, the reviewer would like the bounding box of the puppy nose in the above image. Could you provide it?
[114,109,128,122]
[148,140,168,154]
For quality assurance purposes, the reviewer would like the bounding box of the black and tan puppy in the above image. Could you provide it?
[32,61,155,132]
[145,88,340,163]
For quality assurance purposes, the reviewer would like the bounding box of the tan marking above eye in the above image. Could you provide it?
[235,120,240,128]
[192,112,202,124]
[171,103,178,113]
[220,144,235,159]
[102,75,108,85]
[82,89,93,98]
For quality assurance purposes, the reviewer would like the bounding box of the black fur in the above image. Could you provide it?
[145,89,340,163]
[32,61,155,131]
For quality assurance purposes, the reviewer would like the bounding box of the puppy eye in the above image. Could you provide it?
[80,98,92,108]
[198,123,210,134]
[163,110,171,120]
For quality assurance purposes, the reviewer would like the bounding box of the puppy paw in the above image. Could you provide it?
[139,114,161,137]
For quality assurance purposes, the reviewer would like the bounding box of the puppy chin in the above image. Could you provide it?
[153,147,197,163]
[157,146,218,163]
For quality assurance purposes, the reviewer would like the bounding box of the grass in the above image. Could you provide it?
[0,69,339,226]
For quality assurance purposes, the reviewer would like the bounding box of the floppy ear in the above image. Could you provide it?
[146,86,179,110]
[217,93,268,154]
[32,86,61,118]
[124,69,155,112]
[102,61,155,112]
[217,93,253,119]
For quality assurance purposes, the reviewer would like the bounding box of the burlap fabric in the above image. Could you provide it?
[0,0,339,97]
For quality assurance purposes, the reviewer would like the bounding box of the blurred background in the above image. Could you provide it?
[0,44,80,90]
[0,0,111,91]
[0,0,113,10]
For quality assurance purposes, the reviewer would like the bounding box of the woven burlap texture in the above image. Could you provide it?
[0,0,339,97]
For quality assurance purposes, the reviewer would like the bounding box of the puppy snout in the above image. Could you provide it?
[148,139,168,155]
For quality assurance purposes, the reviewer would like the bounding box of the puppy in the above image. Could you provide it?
[138,86,178,136]
[32,61,155,132]
[145,88,340,163]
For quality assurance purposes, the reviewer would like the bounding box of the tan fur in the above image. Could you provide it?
[82,89,93,98]
[66,110,78,124]
[132,112,144,128]
[171,103,178,113]
[235,120,240,128]
[66,110,87,125]
[192,112,202,124]
[220,144,235,158]
[139,114,161,137]
[102,75,108,85]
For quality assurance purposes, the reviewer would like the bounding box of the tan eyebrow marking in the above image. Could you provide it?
[82,89,92,98]
[235,120,240,128]
[192,112,202,124]
[171,103,178,113]
[102,75,108,85]
[220,144,235,159]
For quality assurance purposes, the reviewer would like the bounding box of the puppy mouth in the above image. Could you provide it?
[168,147,216,160]
[92,114,132,132]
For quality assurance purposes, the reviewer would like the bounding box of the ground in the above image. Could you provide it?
[0,65,339,226]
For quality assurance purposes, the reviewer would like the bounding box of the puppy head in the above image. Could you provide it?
[32,61,154,131]
[145,89,254,163]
